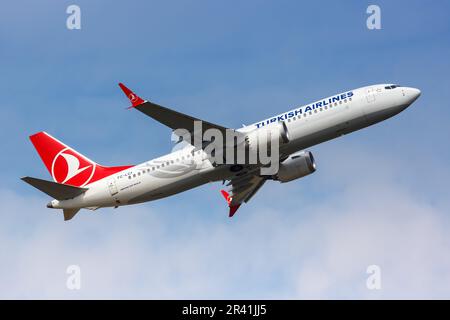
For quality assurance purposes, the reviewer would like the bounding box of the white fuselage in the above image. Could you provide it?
[51,84,421,210]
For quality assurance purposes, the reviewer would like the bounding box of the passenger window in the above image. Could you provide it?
[314,110,317,113]
[133,174,136,178]
[339,101,342,104]
[319,108,323,112]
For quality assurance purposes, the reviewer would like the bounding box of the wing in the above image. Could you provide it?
[221,170,267,217]
[119,83,231,137]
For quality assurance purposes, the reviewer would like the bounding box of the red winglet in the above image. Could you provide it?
[220,189,241,217]
[118,82,145,108]
[229,204,241,218]
[221,189,232,204]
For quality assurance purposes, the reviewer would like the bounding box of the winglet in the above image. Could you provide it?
[220,189,241,217]
[221,190,231,204]
[229,204,241,217]
[118,82,145,108]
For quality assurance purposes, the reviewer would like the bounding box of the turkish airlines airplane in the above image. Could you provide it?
[22,83,421,220]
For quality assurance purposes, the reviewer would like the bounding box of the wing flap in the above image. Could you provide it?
[229,177,266,205]
[221,172,267,217]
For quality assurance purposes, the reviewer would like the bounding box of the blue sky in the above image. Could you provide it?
[1,0,450,298]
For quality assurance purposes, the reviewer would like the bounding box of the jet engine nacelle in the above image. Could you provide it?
[245,121,290,153]
[275,151,316,183]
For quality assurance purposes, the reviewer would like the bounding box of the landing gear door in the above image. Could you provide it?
[108,179,118,196]
[366,87,376,103]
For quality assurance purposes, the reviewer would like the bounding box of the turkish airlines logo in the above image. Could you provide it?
[51,148,96,187]
[129,93,137,102]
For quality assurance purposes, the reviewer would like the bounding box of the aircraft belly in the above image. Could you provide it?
[364,104,409,125]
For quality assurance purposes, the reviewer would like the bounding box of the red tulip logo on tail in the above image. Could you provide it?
[51,148,95,187]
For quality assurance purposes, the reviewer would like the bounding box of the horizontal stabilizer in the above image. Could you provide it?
[21,176,88,200]
[63,208,80,221]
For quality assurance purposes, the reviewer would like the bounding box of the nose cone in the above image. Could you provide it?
[406,87,421,103]
[410,87,421,99]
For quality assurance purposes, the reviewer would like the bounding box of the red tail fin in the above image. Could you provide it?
[29,132,133,187]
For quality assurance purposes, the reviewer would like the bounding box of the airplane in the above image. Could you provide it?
[21,83,421,220]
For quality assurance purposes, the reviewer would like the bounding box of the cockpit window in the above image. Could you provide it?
[385,84,401,89]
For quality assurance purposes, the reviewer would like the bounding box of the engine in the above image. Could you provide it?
[274,151,316,183]
[245,121,290,153]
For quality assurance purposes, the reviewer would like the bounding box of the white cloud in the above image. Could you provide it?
[1,146,449,299]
